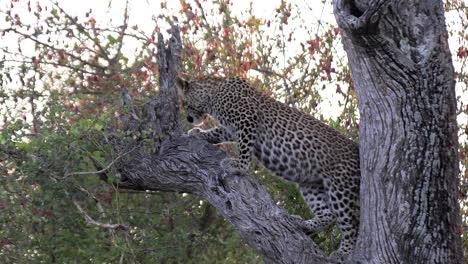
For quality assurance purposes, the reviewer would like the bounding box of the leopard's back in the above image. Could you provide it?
[253,95,360,186]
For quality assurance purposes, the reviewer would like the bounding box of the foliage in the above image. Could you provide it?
[0,0,466,262]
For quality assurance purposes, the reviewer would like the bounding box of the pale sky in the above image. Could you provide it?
[0,1,466,131]
[0,0,343,122]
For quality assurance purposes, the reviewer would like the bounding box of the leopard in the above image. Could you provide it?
[175,75,360,260]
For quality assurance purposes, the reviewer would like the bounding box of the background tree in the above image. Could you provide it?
[0,0,466,263]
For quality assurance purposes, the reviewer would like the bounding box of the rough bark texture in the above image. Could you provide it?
[115,26,331,264]
[333,0,463,263]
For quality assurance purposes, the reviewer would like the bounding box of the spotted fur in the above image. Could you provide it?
[176,76,360,258]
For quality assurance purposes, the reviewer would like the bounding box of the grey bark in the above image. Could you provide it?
[115,26,331,264]
[333,0,463,263]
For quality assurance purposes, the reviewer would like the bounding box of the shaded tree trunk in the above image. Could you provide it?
[333,0,463,263]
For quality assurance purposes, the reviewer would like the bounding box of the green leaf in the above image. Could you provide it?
[16,142,33,152]
[94,123,104,131]
[92,151,102,159]
[78,119,91,129]
[107,34,117,44]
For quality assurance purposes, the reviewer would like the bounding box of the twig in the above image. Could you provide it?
[251,67,284,77]
[5,27,106,71]
[109,0,129,66]
[63,146,137,178]
[72,200,128,230]
[49,0,110,61]
[3,58,110,77]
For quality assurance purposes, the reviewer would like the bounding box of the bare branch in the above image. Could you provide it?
[251,67,284,77]
[73,200,128,231]
[108,0,129,66]
[49,0,111,61]
[5,27,107,71]
[3,58,111,77]
[63,146,137,178]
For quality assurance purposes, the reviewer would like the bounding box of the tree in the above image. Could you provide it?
[0,0,465,263]
[333,0,463,262]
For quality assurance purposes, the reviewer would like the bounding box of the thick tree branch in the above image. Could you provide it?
[117,135,330,263]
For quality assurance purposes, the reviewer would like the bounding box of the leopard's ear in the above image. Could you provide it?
[174,76,188,102]
[175,76,189,95]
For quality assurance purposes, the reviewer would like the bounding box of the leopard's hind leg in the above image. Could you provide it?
[300,179,335,233]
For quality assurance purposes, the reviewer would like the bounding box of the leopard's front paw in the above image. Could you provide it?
[329,250,349,264]
[188,127,203,137]
[290,215,309,229]
[221,158,248,175]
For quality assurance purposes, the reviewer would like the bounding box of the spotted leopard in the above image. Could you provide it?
[175,76,360,259]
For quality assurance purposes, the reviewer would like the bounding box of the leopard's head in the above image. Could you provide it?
[175,76,212,125]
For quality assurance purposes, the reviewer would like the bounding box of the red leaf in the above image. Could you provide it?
[163,216,175,230]
[32,56,39,65]
[15,14,21,25]
[97,192,112,204]
[336,84,343,94]
[457,46,467,59]
[89,17,96,25]
[0,238,14,245]
[145,83,152,91]
[32,207,55,218]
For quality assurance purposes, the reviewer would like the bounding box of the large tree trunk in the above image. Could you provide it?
[333,0,463,263]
